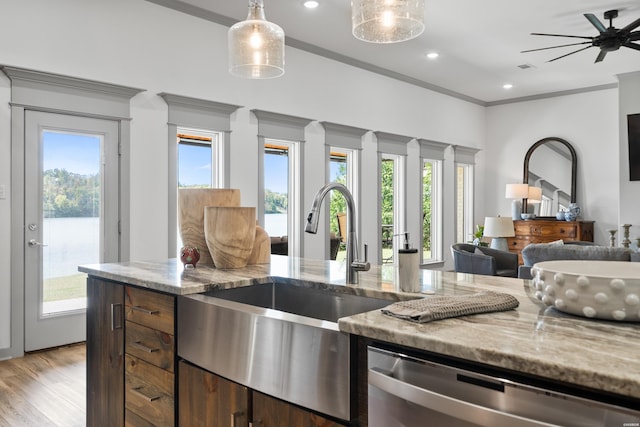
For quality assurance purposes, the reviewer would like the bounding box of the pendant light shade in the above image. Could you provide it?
[352,0,425,43]
[228,0,285,79]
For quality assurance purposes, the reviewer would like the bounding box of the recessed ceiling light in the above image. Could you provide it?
[426,52,439,59]
[303,0,319,8]
[503,83,513,90]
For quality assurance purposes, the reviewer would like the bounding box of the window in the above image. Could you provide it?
[455,163,474,244]
[380,154,405,264]
[453,146,479,248]
[329,147,358,260]
[178,129,223,189]
[264,139,300,251]
[422,159,442,263]
[176,127,224,251]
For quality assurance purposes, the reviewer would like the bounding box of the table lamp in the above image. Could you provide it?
[483,217,515,251]
[505,183,529,220]
[525,185,542,216]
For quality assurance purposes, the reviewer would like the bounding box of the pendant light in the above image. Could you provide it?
[352,0,425,43]
[228,0,285,79]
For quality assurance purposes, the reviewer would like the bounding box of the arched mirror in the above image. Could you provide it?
[523,137,577,217]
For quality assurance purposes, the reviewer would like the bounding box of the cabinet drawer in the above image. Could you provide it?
[126,321,174,372]
[125,355,174,427]
[515,223,578,239]
[125,286,174,335]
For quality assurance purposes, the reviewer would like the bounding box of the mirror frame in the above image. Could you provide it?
[523,136,577,204]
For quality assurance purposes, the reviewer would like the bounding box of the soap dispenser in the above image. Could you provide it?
[398,232,420,292]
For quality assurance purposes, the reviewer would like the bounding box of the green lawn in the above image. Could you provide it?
[44,273,86,302]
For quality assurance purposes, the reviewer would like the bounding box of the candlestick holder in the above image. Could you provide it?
[608,229,617,247]
[621,224,632,248]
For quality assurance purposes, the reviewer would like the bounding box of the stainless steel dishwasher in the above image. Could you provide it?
[368,345,640,427]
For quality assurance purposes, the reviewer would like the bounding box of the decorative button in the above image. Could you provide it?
[609,279,626,292]
[625,294,639,306]
[594,292,608,304]
[576,276,590,288]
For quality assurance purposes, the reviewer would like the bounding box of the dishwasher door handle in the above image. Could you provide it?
[369,367,557,427]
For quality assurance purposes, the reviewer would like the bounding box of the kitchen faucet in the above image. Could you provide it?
[305,183,370,284]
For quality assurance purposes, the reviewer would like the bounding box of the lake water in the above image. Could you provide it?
[264,213,287,237]
[43,217,99,278]
[44,214,289,278]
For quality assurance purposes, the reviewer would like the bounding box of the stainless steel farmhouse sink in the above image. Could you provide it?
[177,279,403,422]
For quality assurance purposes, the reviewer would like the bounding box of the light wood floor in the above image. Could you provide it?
[0,343,86,427]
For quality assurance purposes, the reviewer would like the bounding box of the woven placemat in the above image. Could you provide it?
[381,291,519,323]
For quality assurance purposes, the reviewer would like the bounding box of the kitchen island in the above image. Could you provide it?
[81,255,640,425]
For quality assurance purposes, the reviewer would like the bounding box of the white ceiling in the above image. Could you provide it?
[148,0,640,104]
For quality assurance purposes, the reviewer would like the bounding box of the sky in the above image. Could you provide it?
[44,132,345,194]
[42,131,101,175]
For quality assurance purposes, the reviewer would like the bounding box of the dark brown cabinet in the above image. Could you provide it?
[178,361,250,426]
[507,219,594,264]
[87,277,125,427]
[253,391,346,427]
[87,278,177,427]
[178,361,346,427]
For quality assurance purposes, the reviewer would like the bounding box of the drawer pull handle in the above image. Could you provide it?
[110,303,123,331]
[131,305,159,315]
[133,340,159,353]
[131,386,161,402]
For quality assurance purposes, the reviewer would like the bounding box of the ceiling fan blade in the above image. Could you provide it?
[521,41,592,53]
[621,17,640,33]
[531,32,592,40]
[547,45,593,62]
[622,42,640,51]
[584,13,607,33]
[630,31,640,41]
[595,50,607,63]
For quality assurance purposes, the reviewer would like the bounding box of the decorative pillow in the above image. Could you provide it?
[548,239,565,246]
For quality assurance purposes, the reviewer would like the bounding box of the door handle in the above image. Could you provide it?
[28,239,48,247]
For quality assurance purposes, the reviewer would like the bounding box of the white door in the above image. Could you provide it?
[24,111,120,351]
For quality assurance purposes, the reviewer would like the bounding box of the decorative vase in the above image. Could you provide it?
[568,203,580,218]
[556,211,565,220]
[247,224,271,265]
[180,246,200,268]
[178,188,241,265]
[204,206,256,269]
[564,210,577,221]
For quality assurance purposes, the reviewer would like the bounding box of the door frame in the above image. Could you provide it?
[23,111,120,351]
[1,66,143,359]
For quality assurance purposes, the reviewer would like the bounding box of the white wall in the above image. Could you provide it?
[486,89,620,244]
[0,73,11,350]
[618,72,640,244]
[0,0,485,352]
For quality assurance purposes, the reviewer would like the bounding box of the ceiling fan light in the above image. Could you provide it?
[352,0,425,43]
[228,0,285,79]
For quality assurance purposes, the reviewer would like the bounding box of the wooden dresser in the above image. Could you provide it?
[507,219,594,264]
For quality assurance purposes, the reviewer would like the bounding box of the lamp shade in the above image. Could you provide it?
[352,0,425,43]
[528,186,542,203]
[483,217,515,238]
[505,183,529,199]
[228,0,285,79]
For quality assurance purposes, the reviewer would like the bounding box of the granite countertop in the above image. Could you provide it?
[80,255,640,401]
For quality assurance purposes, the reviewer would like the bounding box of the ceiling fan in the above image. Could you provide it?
[522,9,640,63]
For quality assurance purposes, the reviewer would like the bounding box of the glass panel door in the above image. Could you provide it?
[24,111,119,351]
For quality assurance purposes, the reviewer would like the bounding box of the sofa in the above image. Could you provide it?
[518,241,640,279]
[451,243,519,278]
